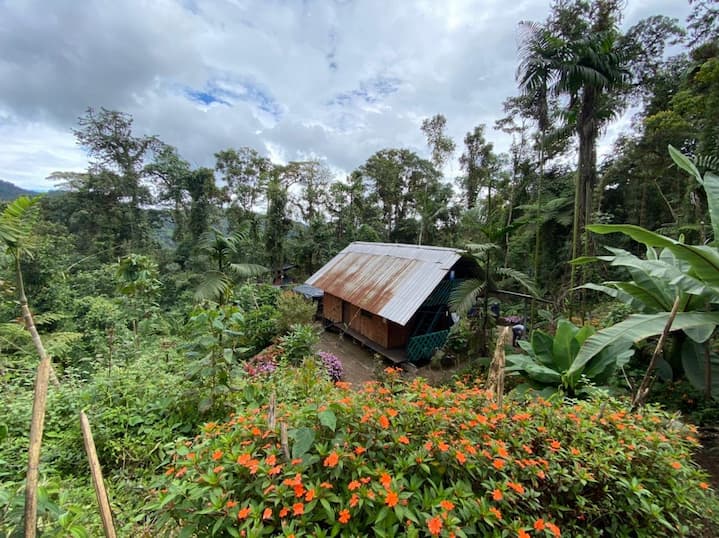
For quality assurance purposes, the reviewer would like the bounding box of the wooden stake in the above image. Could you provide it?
[80,411,116,538]
[486,327,510,408]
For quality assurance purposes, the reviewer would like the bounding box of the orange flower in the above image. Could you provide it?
[338,508,351,524]
[212,449,223,461]
[380,472,392,489]
[455,451,467,464]
[225,500,238,509]
[492,458,505,470]
[670,461,681,470]
[262,507,272,520]
[213,465,224,474]
[379,415,390,429]
[320,482,334,489]
[268,465,282,476]
[324,452,340,468]
[438,441,450,452]
[279,507,289,518]
[238,506,251,520]
[534,518,545,531]
[385,490,399,507]
[427,516,443,536]
[266,454,277,466]
[293,502,304,516]
[305,488,316,501]
[518,530,530,538]
[570,448,580,456]
[507,481,525,495]
[439,500,455,511]
[175,467,187,478]
[546,522,561,537]
[349,493,359,507]
[492,489,503,501]
[354,446,366,455]
[489,507,502,520]
[699,482,709,490]
[398,435,410,445]
[549,440,561,451]
[348,480,361,491]
[237,453,251,466]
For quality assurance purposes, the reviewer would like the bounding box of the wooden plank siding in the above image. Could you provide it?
[324,293,343,323]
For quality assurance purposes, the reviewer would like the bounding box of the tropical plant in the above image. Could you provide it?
[506,318,634,397]
[573,146,719,402]
[194,227,267,304]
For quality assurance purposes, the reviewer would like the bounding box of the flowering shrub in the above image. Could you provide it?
[318,351,343,382]
[153,372,718,537]
[244,345,280,377]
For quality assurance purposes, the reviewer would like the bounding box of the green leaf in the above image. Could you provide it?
[684,324,715,343]
[506,354,562,383]
[552,319,580,372]
[290,427,315,459]
[529,330,555,367]
[318,410,337,432]
[669,144,702,184]
[682,340,719,399]
[572,312,719,375]
[705,172,719,244]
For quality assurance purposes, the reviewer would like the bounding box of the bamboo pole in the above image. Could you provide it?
[80,411,116,538]
[19,255,53,538]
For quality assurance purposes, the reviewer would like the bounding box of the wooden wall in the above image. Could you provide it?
[361,311,388,348]
[323,293,342,323]
[387,321,411,349]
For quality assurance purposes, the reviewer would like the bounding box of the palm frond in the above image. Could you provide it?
[495,267,540,297]
[449,278,485,315]
[0,196,41,256]
[227,263,268,279]
[194,270,233,303]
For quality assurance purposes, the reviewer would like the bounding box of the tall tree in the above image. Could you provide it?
[459,125,499,215]
[421,114,456,170]
[73,107,162,251]
[215,147,272,216]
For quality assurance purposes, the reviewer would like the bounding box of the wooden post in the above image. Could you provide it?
[80,411,116,538]
[486,327,510,408]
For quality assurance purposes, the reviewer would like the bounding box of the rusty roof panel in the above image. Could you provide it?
[306,242,462,326]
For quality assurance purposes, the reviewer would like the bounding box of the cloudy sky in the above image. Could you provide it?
[0,0,691,191]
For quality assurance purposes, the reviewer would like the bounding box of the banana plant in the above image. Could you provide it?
[506,318,634,397]
[573,146,719,400]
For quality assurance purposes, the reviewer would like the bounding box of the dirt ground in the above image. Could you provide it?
[315,329,466,386]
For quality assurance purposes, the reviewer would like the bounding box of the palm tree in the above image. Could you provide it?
[450,227,539,355]
[194,227,267,304]
[518,18,628,305]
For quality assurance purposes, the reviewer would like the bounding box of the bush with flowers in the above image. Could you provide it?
[152,368,718,537]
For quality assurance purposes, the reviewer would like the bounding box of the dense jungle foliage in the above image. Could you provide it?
[2,1,719,536]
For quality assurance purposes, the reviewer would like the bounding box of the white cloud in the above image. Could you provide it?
[0,0,692,191]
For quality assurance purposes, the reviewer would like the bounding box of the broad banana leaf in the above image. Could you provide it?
[552,319,580,373]
[681,340,719,400]
[505,354,562,384]
[587,225,719,292]
[571,312,719,377]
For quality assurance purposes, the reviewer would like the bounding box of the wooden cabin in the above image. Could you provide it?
[306,242,475,363]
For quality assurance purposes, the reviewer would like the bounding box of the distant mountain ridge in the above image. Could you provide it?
[0,179,40,200]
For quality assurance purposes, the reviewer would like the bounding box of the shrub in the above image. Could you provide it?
[276,291,317,335]
[153,375,719,537]
[278,324,319,365]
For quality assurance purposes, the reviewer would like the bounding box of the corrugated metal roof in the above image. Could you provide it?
[306,242,462,326]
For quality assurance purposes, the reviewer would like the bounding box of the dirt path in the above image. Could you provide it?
[315,329,464,386]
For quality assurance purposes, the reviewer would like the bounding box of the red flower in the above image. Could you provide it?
[293,502,304,516]
[439,500,455,511]
[324,452,340,468]
[427,516,443,536]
